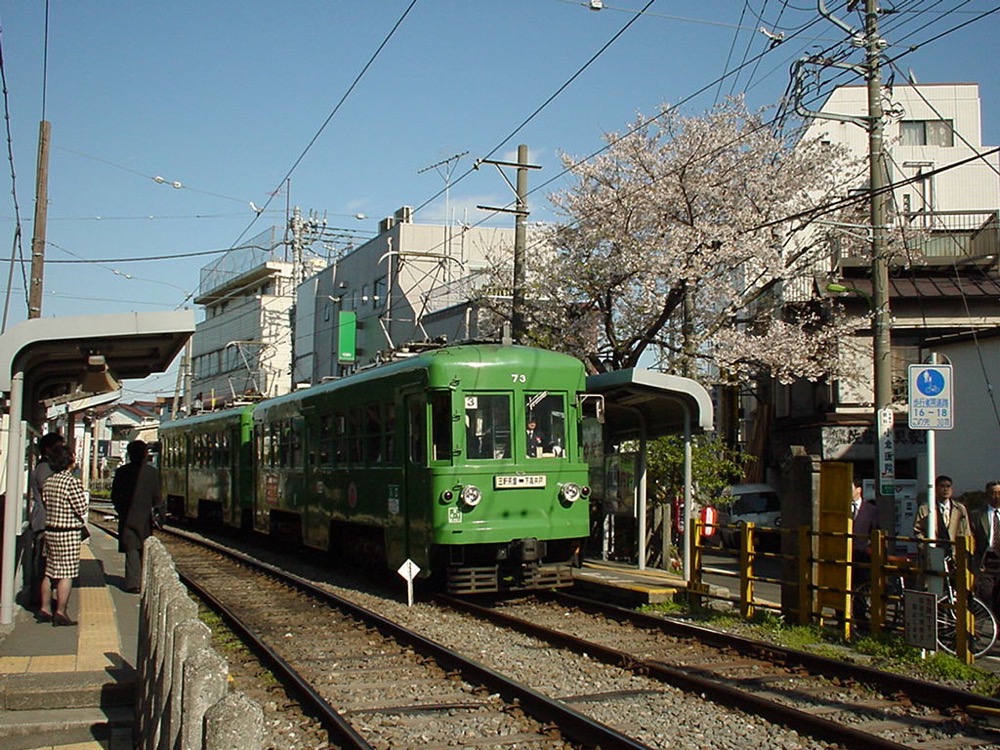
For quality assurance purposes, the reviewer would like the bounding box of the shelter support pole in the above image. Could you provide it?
[682,405,693,582]
[637,427,648,570]
[1,370,25,624]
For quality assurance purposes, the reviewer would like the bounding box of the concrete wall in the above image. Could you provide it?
[933,335,1000,496]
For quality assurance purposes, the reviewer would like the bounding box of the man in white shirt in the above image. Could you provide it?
[913,475,971,543]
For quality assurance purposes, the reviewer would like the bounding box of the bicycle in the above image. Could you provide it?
[855,554,998,658]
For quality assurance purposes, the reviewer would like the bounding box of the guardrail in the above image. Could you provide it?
[688,521,979,664]
[136,536,264,749]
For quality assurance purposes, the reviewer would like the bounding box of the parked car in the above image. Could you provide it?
[720,484,781,548]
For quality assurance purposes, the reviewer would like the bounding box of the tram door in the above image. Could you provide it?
[390,394,427,570]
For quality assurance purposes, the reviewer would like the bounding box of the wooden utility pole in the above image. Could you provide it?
[475,144,540,343]
[28,120,51,318]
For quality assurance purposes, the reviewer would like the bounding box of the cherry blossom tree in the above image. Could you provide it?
[477,98,868,386]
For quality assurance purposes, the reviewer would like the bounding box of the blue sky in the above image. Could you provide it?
[0,1,997,399]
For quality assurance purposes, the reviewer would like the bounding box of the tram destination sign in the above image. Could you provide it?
[908,364,953,430]
[495,475,546,489]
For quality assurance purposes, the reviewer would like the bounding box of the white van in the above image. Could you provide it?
[721,484,781,548]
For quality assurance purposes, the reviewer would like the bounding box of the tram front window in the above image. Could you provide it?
[525,393,566,458]
[465,394,511,460]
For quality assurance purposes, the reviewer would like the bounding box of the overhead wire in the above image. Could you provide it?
[0,25,29,331]
[102,3,994,393]
[413,0,659,217]
[224,0,420,253]
[170,0,420,314]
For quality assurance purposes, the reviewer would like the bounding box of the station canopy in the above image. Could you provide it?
[586,368,713,439]
[0,310,195,422]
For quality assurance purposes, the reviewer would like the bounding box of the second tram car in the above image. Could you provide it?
[159,344,602,593]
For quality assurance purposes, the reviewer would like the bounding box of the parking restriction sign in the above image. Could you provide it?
[908,364,953,430]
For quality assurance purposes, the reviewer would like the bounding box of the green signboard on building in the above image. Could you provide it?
[337,311,357,364]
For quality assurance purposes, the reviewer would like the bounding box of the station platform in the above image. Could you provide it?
[573,558,690,607]
[0,522,138,750]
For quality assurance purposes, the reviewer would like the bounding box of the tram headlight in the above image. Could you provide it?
[460,485,482,508]
[560,482,582,503]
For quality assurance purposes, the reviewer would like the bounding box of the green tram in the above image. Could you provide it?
[160,344,602,594]
[160,404,256,529]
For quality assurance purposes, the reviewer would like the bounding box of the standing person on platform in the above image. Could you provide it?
[111,440,161,593]
[851,477,879,622]
[913,475,972,544]
[972,481,1000,617]
[853,478,880,574]
[27,433,64,608]
[39,443,88,626]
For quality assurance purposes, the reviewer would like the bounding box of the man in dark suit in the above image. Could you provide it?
[972,480,1000,617]
[852,477,880,566]
[111,440,162,593]
[852,477,879,626]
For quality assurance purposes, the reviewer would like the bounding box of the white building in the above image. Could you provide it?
[802,83,999,217]
[769,83,1000,496]
[295,207,515,384]
[192,226,325,406]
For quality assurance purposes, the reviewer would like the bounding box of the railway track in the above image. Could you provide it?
[155,527,653,750]
[441,592,1000,749]
[146,524,1000,749]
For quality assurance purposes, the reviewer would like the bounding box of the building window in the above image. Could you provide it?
[900,120,953,147]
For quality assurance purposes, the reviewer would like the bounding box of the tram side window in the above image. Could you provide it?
[348,408,363,464]
[290,419,304,468]
[267,423,278,467]
[385,403,397,464]
[365,404,381,463]
[334,412,347,465]
[525,393,567,458]
[408,399,426,466]
[319,415,333,465]
[430,392,452,461]
[464,394,511,460]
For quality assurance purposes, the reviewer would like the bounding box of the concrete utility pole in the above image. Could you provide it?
[28,120,51,319]
[798,1,895,527]
[864,0,896,530]
[476,144,540,343]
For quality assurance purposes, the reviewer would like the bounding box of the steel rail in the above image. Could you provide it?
[177,570,375,750]
[551,589,1000,713]
[163,527,657,750]
[437,593,977,750]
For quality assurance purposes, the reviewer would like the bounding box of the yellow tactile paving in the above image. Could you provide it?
[76,542,124,671]
[0,655,30,673]
[0,543,125,675]
[25,653,77,673]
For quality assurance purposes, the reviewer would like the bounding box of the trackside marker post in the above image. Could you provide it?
[398,559,420,607]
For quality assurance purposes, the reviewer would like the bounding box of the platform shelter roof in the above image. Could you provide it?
[586,368,713,439]
[0,310,194,421]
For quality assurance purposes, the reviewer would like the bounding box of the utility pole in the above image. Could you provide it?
[476,144,540,343]
[797,1,895,529]
[865,0,896,532]
[28,121,51,319]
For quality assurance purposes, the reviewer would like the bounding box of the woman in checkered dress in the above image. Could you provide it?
[39,444,89,626]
